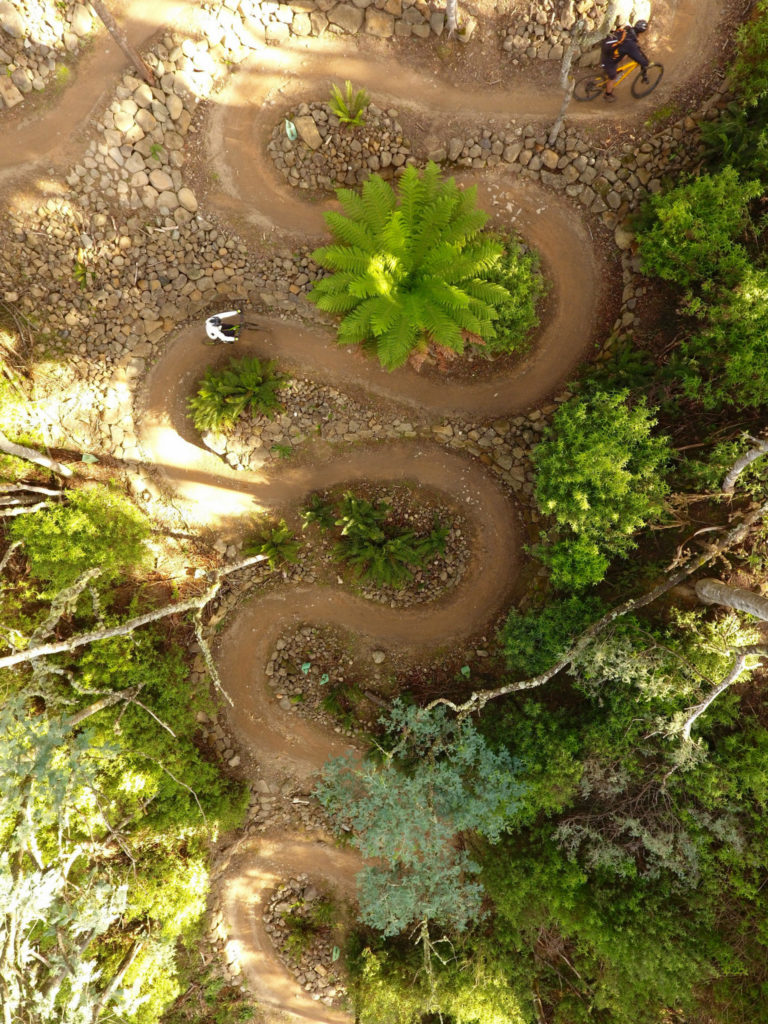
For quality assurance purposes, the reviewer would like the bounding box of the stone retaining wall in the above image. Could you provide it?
[0,0,92,109]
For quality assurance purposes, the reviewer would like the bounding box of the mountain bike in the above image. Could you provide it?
[574,59,664,101]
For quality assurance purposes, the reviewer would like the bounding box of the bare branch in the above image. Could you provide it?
[0,540,21,574]
[0,429,72,478]
[681,653,756,741]
[0,501,52,517]
[0,554,268,671]
[29,569,102,646]
[193,611,234,707]
[722,436,768,493]
[695,578,768,620]
[427,501,768,717]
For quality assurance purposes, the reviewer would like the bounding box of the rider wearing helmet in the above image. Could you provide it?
[601,20,650,102]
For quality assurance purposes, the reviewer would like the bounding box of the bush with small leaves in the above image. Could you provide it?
[10,486,150,594]
[532,390,671,589]
[635,168,760,289]
[187,356,287,433]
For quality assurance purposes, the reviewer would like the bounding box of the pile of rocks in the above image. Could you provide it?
[0,0,91,109]
[264,877,348,1010]
[266,625,368,731]
[269,101,414,192]
[64,38,206,222]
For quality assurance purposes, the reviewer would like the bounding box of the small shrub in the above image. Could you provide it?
[187,356,286,433]
[499,596,606,676]
[328,80,370,126]
[532,390,671,589]
[300,493,337,531]
[245,519,300,568]
[481,237,545,356]
[635,168,761,289]
[731,0,768,104]
[333,492,448,588]
[10,486,150,593]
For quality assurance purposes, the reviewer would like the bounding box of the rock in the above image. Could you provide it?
[456,15,476,42]
[364,8,394,36]
[70,3,93,36]
[541,148,559,170]
[292,12,312,35]
[133,81,154,108]
[0,77,24,109]
[614,222,634,251]
[327,3,365,32]
[166,92,184,120]
[266,22,290,41]
[430,11,445,34]
[294,115,323,150]
[371,650,386,664]
[113,109,135,133]
[149,168,174,191]
[0,1,25,38]
[447,137,464,162]
[135,108,157,132]
[177,187,198,213]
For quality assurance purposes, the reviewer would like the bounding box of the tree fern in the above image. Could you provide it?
[309,162,539,369]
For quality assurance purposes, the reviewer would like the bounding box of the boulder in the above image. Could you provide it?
[327,3,364,32]
[292,12,312,35]
[177,187,198,213]
[364,8,394,36]
[294,115,323,150]
[149,168,174,191]
[70,3,93,37]
[0,77,24,108]
[0,1,26,39]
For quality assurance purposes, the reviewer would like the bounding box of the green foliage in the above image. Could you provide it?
[499,595,606,676]
[731,0,768,104]
[10,485,150,594]
[674,265,768,408]
[635,168,761,288]
[187,355,287,433]
[351,942,528,1024]
[244,518,300,568]
[321,491,449,588]
[475,236,544,355]
[309,163,516,369]
[316,701,523,937]
[300,492,336,530]
[700,98,768,179]
[328,80,370,126]
[532,390,671,589]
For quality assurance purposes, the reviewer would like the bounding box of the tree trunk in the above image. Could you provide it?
[89,0,156,86]
[695,578,768,620]
[445,0,458,36]
[0,430,72,478]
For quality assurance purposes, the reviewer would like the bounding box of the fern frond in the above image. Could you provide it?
[361,174,397,234]
[334,188,368,223]
[312,244,373,275]
[377,308,419,369]
[324,211,376,251]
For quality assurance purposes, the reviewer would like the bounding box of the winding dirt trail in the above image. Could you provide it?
[0,0,732,1019]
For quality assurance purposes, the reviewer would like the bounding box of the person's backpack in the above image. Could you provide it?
[601,26,627,63]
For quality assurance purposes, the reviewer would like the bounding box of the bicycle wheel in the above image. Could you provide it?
[631,62,664,98]
[574,73,605,101]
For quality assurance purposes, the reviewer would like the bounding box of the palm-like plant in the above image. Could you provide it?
[308,162,510,370]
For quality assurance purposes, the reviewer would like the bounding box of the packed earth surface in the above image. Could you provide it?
[0,0,745,1019]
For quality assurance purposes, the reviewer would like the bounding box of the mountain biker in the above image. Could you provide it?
[205,309,242,344]
[601,19,650,102]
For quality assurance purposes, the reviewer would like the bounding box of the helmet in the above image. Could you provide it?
[634,19,648,33]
